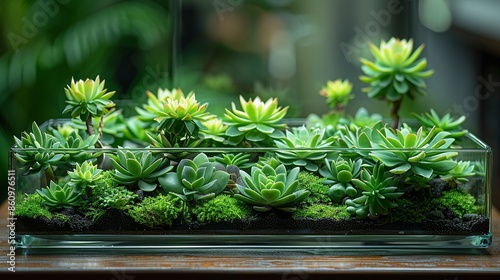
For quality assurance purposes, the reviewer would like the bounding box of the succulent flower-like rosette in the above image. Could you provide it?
[320,79,354,111]
[63,76,116,121]
[224,96,288,145]
[200,117,228,144]
[136,88,185,124]
[360,38,433,127]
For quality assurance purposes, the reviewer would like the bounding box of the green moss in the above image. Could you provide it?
[192,194,252,223]
[298,171,330,205]
[15,193,52,219]
[390,198,431,223]
[293,204,350,220]
[53,213,70,222]
[433,189,478,218]
[128,194,185,228]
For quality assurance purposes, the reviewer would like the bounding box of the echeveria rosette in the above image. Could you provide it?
[110,150,173,192]
[159,153,229,201]
[359,38,434,127]
[62,76,116,123]
[67,161,103,193]
[413,109,468,138]
[51,128,101,165]
[369,126,458,183]
[274,126,335,172]
[224,96,288,146]
[440,160,475,187]
[36,181,81,209]
[13,122,64,181]
[234,163,309,212]
[320,79,354,111]
[319,157,362,202]
[153,91,212,140]
[200,117,228,144]
[346,163,403,219]
[136,88,185,125]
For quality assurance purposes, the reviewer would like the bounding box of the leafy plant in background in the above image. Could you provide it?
[159,153,230,201]
[235,163,309,212]
[224,96,288,146]
[360,38,434,128]
[110,150,172,192]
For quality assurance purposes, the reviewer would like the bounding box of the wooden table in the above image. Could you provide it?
[1,202,499,279]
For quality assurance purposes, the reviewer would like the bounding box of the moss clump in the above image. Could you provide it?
[15,193,52,219]
[390,198,431,223]
[128,194,185,228]
[298,171,330,205]
[433,189,478,218]
[192,194,252,223]
[293,204,350,220]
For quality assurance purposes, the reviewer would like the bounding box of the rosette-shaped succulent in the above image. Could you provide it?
[67,161,103,192]
[274,126,335,172]
[346,163,403,219]
[36,181,81,209]
[159,153,230,201]
[200,117,228,144]
[234,163,309,212]
[136,88,185,125]
[62,76,115,136]
[440,160,475,186]
[51,129,100,165]
[413,109,468,138]
[319,157,362,202]
[110,150,173,192]
[370,126,458,181]
[320,79,354,111]
[224,96,288,145]
[153,91,212,139]
[360,38,434,127]
[14,122,63,181]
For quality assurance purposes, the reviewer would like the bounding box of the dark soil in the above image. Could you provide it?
[16,209,490,236]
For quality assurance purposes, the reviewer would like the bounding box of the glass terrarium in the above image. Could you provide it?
[8,1,494,251]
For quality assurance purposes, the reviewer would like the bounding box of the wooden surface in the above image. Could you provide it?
[1,201,500,279]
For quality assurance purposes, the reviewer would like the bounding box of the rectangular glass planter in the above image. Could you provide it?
[10,119,493,250]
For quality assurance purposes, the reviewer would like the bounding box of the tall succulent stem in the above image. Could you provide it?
[390,100,402,129]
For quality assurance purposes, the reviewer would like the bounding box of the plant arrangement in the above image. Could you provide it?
[11,38,491,248]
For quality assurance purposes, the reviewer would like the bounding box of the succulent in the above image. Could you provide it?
[51,128,101,165]
[370,126,458,180]
[334,121,384,159]
[360,38,434,127]
[440,160,475,186]
[319,157,362,202]
[13,122,64,181]
[151,90,212,140]
[212,153,253,170]
[146,130,205,161]
[346,163,404,219]
[159,153,230,201]
[320,79,354,111]
[36,181,81,209]
[67,161,103,192]
[110,150,173,192]
[224,96,288,145]
[62,76,115,137]
[199,117,228,144]
[234,163,310,212]
[341,107,383,130]
[413,109,468,138]
[136,88,185,124]
[274,126,335,172]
